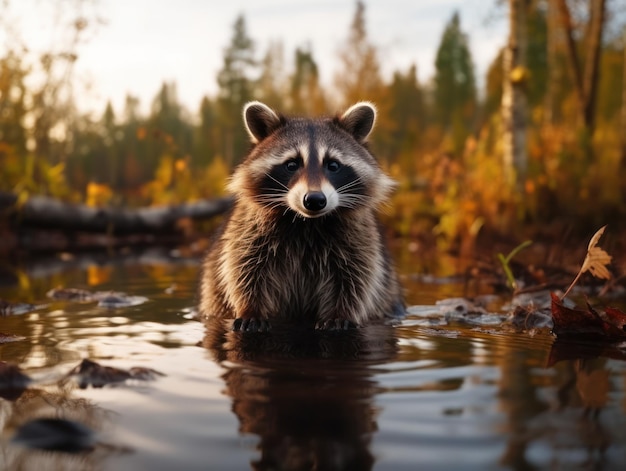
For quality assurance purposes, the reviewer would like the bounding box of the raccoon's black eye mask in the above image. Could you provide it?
[284,159,301,172]
[325,159,341,173]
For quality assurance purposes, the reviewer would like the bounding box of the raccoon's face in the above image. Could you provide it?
[229,101,394,219]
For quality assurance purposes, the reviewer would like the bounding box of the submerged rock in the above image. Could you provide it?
[93,292,149,309]
[0,362,32,400]
[46,287,94,302]
[0,299,43,316]
[12,418,95,453]
[46,287,148,308]
[63,358,164,389]
[406,296,507,327]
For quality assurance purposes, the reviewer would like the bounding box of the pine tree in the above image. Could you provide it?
[101,101,119,188]
[433,11,477,154]
[256,40,286,110]
[335,0,384,106]
[289,45,326,115]
[387,64,424,160]
[0,52,28,157]
[194,96,218,167]
[216,14,257,166]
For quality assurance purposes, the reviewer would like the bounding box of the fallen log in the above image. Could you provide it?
[0,191,233,235]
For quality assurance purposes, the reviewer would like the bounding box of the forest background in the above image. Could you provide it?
[1,0,625,252]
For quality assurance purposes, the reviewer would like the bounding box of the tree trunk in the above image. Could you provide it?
[582,0,606,133]
[0,192,233,235]
[502,0,528,191]
[555,0,606,133]
[545,0,560,125]
[621,27,626,166]
[556,0,585,127]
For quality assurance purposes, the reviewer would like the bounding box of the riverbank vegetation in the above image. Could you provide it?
[1,0,625,253]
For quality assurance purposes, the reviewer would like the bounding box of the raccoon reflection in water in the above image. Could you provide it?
[199,101,404,331]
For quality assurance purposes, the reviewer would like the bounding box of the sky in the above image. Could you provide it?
[2,0,508,117]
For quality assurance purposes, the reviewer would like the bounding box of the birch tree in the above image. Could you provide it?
[502,0,528,190]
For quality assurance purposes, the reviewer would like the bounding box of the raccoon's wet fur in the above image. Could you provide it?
[199,101,403,331]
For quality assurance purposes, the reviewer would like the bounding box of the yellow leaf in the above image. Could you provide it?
[580,225,612,280]
[561,225,612,300]
[510,66,529,84]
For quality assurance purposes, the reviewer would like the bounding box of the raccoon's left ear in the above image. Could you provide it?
[243,101,283,144]
[336,102,377,144]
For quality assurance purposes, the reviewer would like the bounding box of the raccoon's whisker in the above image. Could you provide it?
[339,192,368,200]
[336,177,365,193]
[341,195,369,204]
[328,178,365,205]
[259,187,288,196]
[257,194,286,202]
[264,173,289,191]
[337,193,370,208]
[256,194,287,211]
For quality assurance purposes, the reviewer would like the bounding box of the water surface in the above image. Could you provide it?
[1,248,625,470]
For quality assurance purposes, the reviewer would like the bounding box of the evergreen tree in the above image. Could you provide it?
[216,14,257,166]
[194,96,217,167]
[387,64,424,160]
[119,94,145,189]
[484,50,504,120]
[289,45,326,114]
[101,101,119,188]
[526,5,548,109]
[335,0,384,106]
[0,52,28,157]
[152,83,193,155]
[433,11,477,152]
[256,40,286,110]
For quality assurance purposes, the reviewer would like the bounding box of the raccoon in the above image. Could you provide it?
[199,101,403,331]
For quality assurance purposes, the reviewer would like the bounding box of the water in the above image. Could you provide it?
[1,248,626,470]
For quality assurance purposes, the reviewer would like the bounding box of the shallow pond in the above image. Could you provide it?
[1,247,626,470]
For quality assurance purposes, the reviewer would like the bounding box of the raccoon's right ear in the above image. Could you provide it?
[243,101,283,144]
[336,102,377,144]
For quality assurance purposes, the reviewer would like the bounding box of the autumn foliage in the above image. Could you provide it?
[0,1,625,245]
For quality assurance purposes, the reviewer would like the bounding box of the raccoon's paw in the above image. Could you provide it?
[315,318,359,331]
[232,317,271,332]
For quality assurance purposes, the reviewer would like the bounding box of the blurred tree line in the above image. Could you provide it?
[1,0,625,244]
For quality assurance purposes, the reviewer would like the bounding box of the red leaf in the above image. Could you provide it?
[550,292,626,342]
[604,307,626,330]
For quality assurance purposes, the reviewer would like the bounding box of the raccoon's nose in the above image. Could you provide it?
[303,192,327,211]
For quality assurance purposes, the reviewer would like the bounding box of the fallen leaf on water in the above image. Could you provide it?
[550,293,626,342]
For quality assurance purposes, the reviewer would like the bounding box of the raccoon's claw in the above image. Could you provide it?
[315,319,358,331]
[232,317,271,332]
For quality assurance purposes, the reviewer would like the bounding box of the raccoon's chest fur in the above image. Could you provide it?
[215,208,380,323]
